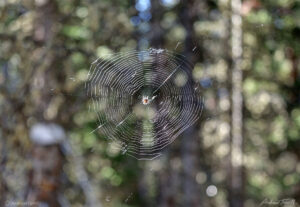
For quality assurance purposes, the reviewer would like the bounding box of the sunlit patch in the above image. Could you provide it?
[174,72,188,87]
[206,185,218,197]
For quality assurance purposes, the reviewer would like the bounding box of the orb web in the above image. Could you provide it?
[86,49,204,160]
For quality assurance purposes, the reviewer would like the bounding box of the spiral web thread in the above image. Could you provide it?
[86,48,204,160]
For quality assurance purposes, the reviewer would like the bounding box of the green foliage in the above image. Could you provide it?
[62,25,91,40]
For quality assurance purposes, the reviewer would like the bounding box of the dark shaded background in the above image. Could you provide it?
[0,0,300,206]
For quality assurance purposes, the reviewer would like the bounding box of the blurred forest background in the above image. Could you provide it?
[0,0,300,206]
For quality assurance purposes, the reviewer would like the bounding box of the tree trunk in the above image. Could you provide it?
[229,0,244,206]
[25,1,64,206]
[0,137,8,206]
[178,0,204,206]
[26,123,67,207]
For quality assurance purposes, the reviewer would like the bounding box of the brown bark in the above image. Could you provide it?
[26,144,64,207]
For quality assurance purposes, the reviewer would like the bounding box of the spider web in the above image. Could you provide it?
[86,48,204,160]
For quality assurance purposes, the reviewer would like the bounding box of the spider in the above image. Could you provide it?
[142,95,156,105]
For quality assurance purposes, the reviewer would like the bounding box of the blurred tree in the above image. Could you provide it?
[229,0,244,206]
[178,0,204,206]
